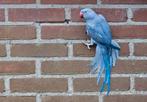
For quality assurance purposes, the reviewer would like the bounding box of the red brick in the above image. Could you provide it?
[41,0,96,4]
[9,8,65,22]
[0,61,35,75]
[104,95,147,102]
[0,26,36,40]
[42,96,98,102]
[101,0,147,4]
[0,96,35,102]
[71,8,127,22]
[0,9,5,21]
[0,0,35,4]
[119,43,129,56]
[73,43,129,57]
[134,43,147,56]
[0,80,4,93]
[11,44,67,57]
[73,77,130,92]
[73,44,95,57]
[112,25,147,39]
[10,78,68,92]
[41,25,87,40]
[42,60,90,74]
[135,78,147,91]
[42,25,147,40]
[0,44,6,57]
[133,9,147,22]
[113,60,147,74]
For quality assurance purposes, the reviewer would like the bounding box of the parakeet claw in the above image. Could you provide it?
[85,43,91,49]
[82,41,92,49]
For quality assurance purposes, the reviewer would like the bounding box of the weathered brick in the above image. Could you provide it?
[119,43,129,56]
[104,95,147,102]
[0,26,36,40]
[71,8,127,22]
[0,61,35,75]
[41,25,87,40]
[135,77,147,91]
[11,44,68,57]
[73,77,130,92]
[42,25,147,40]
[134,43,147,56]
[41,0,97,4]
[0,44,6,57]
[112,25,147,39]
[73,43,129,57]
[101,0,147,4]
[9,8,65,22]
[0,9,5,21]
[73,44,95,57]
[133,9,147,22]
[0,0,146,99]
[42,60,90,74]
[10,78,68,92]
[0,80,4,93]
[113,60,147,74]
[0,0,35,4]
[0,96,35,102]
[42,96,98,102]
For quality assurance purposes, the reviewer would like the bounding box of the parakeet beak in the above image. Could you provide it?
[80,12,84,18]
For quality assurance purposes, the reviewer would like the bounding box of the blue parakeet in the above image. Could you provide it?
[80,8,120,95]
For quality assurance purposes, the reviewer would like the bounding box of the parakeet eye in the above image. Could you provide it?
[84,11,88,13]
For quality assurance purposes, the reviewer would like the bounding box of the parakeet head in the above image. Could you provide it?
[80,8,97,20]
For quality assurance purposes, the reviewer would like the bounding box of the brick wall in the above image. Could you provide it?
[0,0,147,102]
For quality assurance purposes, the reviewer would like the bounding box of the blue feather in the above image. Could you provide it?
[91,44,112,94]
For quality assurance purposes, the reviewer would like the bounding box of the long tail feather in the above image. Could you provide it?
[90,40,120,95]
[100,50,110,94]
[90,44,103,73]
[111,40,120,66]
[97,66,104,84]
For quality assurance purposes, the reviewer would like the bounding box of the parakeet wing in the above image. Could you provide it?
[87,23,111,47]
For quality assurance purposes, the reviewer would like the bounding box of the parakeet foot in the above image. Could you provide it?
[82,41,93,49]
